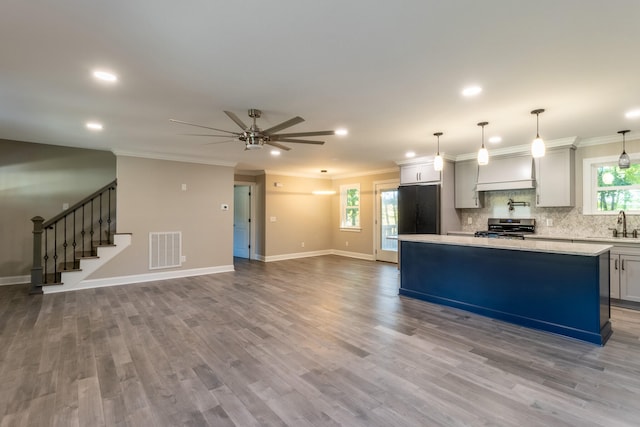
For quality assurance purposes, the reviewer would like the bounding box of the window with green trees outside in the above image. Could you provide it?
[596,163,640,211]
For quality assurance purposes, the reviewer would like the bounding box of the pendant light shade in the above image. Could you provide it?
[531,109,546,158]
[618,129,631,169]
[477,122,489,165]
[433,132,443,171]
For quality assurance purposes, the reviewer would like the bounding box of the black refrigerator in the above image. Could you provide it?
[398,184,441,234]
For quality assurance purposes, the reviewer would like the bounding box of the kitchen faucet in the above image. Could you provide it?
[618,210,627,237]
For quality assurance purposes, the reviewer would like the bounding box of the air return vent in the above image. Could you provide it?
[149,232,182,270]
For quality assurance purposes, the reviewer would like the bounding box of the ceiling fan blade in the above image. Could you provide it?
[271,130,335,138]
[224,111,248,130]
[262,116,305,135]
[274,138,325,145]
[169,119,239,135]
[265,141,292,151]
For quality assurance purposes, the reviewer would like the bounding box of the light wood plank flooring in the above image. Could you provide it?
[2,255,640,426]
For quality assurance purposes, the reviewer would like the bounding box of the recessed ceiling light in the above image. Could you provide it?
[92,70,118,83]
[335,129,348,136]
[86,122,103,131]
[270,150,281,156]
[405,151,416,158]
[488,136,502,143]
[625,109,640,119]
[462,85,482,97]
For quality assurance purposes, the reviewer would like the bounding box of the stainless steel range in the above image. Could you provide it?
[474,218,536,240]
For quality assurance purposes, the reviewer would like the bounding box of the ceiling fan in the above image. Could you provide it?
[170,108,336,151]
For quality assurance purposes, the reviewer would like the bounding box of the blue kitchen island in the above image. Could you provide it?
[399,235,613,345]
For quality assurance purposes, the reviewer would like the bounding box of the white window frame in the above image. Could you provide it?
[583,153,640,215]
[340,183,361,231]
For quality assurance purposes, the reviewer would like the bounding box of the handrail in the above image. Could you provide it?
[30,179,117,293]
[43,179,117,228]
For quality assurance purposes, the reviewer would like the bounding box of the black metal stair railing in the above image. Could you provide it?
[30,180,117,294]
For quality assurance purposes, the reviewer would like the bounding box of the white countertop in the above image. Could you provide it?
[400,234,612,256]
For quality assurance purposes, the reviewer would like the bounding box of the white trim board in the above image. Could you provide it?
[0,275,30,286]
[42,264,235,294]
[262,249,375,263]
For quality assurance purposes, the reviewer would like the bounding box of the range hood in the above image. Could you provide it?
[476,155,535,191]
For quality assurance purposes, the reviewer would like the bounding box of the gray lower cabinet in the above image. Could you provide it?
[610,248,640,302]
[620,254,640,302]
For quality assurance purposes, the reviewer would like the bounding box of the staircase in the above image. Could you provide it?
[30,180,131,294]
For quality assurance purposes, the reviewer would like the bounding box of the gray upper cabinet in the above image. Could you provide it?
[454,160,483,208]
[535,147,575,207]
[400,162,441,185]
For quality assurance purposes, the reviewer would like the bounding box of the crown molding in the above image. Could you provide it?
[396,154,455,166]
[264,169,332,179]
[454,136,578,161]
[577,131,640,148]
[112,149,237,167]
[331,167,399,180]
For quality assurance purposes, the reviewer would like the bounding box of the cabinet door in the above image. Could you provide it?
[535,149,575,207]
[400,163,440,184]
[455,160,482,208]
[620,255,640,302]
[400,165,420,184]
[416,163,441,183]
[610,254,620,299]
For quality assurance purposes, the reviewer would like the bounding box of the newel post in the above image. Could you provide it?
[30,216,44,295]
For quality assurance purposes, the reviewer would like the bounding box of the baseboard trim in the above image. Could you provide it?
[260,249,376,263]
[331,250,376,261]
[263,250,333,262]
[0,275,30,286]
[42,265,235,294]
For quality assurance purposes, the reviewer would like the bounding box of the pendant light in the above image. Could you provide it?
[477,122,489,165]
[618,129,631,169]
[530,109,546,158]
[433,132,443,171]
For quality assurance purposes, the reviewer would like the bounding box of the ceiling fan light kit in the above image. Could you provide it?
[170,108,336,152]
[531,108,546,158]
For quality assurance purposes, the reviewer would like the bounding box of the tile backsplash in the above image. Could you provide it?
[459,189,638,238]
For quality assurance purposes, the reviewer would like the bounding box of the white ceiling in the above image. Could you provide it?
[1,1,639,177]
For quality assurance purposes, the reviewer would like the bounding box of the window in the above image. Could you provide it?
[584,154,640,214]
[340,184,360,229]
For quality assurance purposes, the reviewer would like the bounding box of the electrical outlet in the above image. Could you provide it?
[467,217,472,225]
[181,255,186,262]
[181,183,187,191]
[345,241,349,247]
[546,218,554,226]
[301,242,305,247]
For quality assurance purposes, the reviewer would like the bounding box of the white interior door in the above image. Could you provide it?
[233,185,251,258]
[374,181,399,263]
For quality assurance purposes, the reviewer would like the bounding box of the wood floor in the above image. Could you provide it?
[2,256,640,427]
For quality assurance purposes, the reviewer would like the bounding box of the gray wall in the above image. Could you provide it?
[0,139,116,280]
[90,156,234,279]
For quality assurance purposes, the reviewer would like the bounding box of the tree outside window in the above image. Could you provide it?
[340,184,360,229]
[596,163,640,212]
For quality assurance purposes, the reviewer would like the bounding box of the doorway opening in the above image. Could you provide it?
[233,184,253,259]
[374,180,399,263]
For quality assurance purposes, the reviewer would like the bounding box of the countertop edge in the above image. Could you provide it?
[401,234,612,256]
